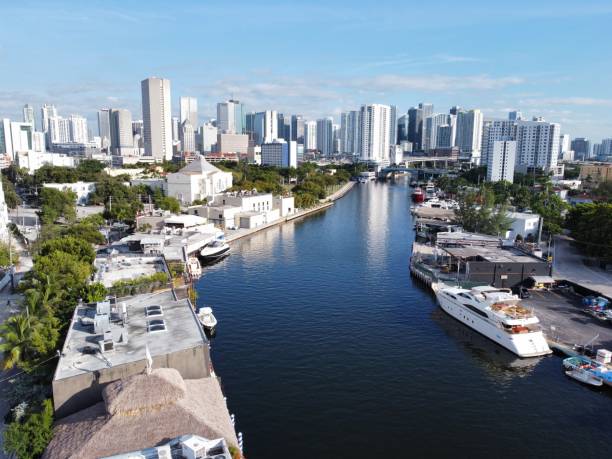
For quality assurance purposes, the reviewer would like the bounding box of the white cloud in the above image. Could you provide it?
[519,97,612,107]
[350,74,524,92]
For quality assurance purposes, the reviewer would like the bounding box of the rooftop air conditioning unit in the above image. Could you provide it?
[181,438,207,459]
[98,338,114,353]
[96,301,111,315]
[94,313,110,334]
[156,444,171,459]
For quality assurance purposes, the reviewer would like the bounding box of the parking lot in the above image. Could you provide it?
[523,288,612,350]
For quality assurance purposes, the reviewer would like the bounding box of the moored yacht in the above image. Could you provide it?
[412,187,425,202]
[432,283,552,358]
[197,306,218,333]
[200,239,230,260]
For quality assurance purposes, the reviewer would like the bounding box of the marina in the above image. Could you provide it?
[196,178,612,459]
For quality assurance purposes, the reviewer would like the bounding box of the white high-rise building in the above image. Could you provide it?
[340,111,360,155]
[7,122,34,158]
[23,104,35,126]
[141,77,173,161]
[48,117,70,144]
[41,104,57,133]
[109,109,134,155]
[253,110,278,144]
[198,123,218,153]
[423,113,450,152]
[180,96,198,128]
[98,109,111,149]
[216,100,244,134]
[358,104,391,164]
[456,109,483,163]
[482,119,516,166]
[515,119,560,172]
[68,115,88,143]
[487,140,516,183]
[180,120,196,153]
[316,117,333,156]
[304,121,317,151]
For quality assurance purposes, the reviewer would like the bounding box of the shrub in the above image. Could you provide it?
[3,399,54,459]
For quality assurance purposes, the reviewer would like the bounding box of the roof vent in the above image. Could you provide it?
[147,319,166,333]
[145,305,163,317]
[94,314,110,334]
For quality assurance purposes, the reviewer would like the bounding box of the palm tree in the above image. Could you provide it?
[0,314,33,370]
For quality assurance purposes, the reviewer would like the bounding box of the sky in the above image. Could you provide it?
[1,0,612,141]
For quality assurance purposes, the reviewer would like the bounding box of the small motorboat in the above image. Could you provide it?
[565,369,603,387]
[200,240,230,261]
[412,187,424,203]
[563,355,612,387]
[197,306,217,332]
[187,257,202,278]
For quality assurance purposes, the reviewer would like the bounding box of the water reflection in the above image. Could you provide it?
[431,308,543,380]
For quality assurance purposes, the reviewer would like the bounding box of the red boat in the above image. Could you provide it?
[412,187,425,202]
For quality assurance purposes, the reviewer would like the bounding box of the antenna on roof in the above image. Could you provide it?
[145,344,153,375]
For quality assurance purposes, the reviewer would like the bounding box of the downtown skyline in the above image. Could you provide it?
[2,0,612,141]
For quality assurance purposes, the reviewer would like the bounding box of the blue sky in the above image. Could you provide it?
[1,0,612,140]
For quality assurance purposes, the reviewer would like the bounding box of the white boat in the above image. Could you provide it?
[197,306,217,332]
[187,257,202,278]
[432,283,552,358]
[200,240,230,260]
[417,197,458,210]
[565,369,604,387]
[425,181,437,199]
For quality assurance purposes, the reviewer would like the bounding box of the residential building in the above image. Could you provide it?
[15,150,75,172]
[217,132,249,154]
[48,116,70,144]
[253,110,277,144]
[43,181,96,205]
[68,114,88,143]
[508,110,523,121]
[180,119,196,153]
[41,103,57,133]
[0,119,12,159]
[166,156,233,204]
[358,103,391,165]
[487,140,516,183]
[571,137,591,161]
[304,120,317,151]
[407,103,433,151]
[341,110,360,155]
[389,105,398,146]
[5,121,34,158]
[141,77,173,161]
[599,138,612,157]
[579,162,612,185]
[98,109,111,149]
[109,109,134,156]
[455,109,483,163]
[22,104,35,126]
[198,122,217,153]
[179,96,198,127]
[216,99,244,134]
[397,113,409,142]
[316,117,333,156]
[261,139,297,168]
[515,119,560,172]
[481,119,516,166]
[423,113,450,152]
[506,212,541,241]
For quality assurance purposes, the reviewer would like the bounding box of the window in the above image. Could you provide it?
[463,304,488,319]
[145,305,163,317]
[147,319,166,333]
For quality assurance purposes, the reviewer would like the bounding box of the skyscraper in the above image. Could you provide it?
[389,105,398,146]
[41,104,57,133]
[23,104,35,126]
[407,103,433,151]
[179,120,196,153]
[340,111,360,155]
[68,115,88,143]
[109,109,134,155]
[141,77,173,161]
[304,121,317,151]
[98,109,111,149]
[509,110,523,121]
[515,119,560,172]
[571,137,591,161]
[423,113,450,152]
[316,117,333,156]
[180,96,198,128]
[481,119,516,167]
[397,114,409,143]
[253,110,278,144]
[358,104,391,164]
[291,115,305,143]
[487,140,517,183]
[455,109,484,163]
[217,100,245,134]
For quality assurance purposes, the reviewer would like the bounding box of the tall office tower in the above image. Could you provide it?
[397,114,409,142]
[109,109,134,155]
[132,120,144,149]
[599,138,612,157]
[261,139,296,168]
[481,119,517,166]
[558,134,571,159]
[171,117,180,142]
[340,111,360,155]
[423,113,450,152]
[23,104,35,126]
[277,113,292,142]
[487,140,517,183]
[455,109,484,163]
[570,137,591,161]
[68,115,88,143]
[0,120,12,158]
[358,104,391,164]
[508,110,523,121]
[198,122,218,153]
[515,119,560,172]
[179,120,196,153]
[407,103,433,151]
[141,77,173,161]
[389,105,398,146]
[253,110,278,144]
[217,99,244,134]
[436,125,453,148]
[316,117,334,156]
[97,109,112,149]
[304,121,317,150]
[179,96,198,128]
[41,104,57,133]
[291,115,305,143]
[450,106,462,116]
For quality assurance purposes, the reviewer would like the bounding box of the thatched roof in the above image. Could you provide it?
[43,369,238,459]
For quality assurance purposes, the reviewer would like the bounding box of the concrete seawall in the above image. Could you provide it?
[226,181,356,243]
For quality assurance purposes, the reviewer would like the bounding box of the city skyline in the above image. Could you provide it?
[2,0,612,141]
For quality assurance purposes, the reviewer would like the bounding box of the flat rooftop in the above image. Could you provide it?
[94,253,167,288]
[54,290,208,381]
[442,245,543,264]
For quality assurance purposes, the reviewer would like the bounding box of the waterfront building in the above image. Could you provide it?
[486,140,516,183]
[109,108,134,156]
[97,109,111,150]
[571,137,591,161]
[304,120,317,151]
[141,77,173,161]
[316,117,334,156]
[166,156,233,204]
[455,109,483,164]
[179,96,198,128]
[22,104,35,126]
[358,103,392,165]
[340,110,360,155]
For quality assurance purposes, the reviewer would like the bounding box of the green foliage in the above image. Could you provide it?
[62,222,106,245]
[0,313,59,371]
[0,242,19,267]
[108,271,169,297]
[456,189,513,236]
[38,236,96,265]
[32,160,105,185]
[3,399,54,459]
[566,203,612,260]
[592,182,612,202]
[80,213,105,226]
[39,187,76,224]
[2,175,22,208]
[191,198,207,206]
[80,282,107,303]
[89,176,143,223]
[564,166,580,180]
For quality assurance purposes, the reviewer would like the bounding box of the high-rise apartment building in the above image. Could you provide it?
[68,115,88,143]
[482,119,516,166]
[290,115,305,144]
[304,121,317,151]
[109,109,134,155]
[141,77,173,161]
[515,119,560,172]
[509,110,523,121]
[98,109,111,149]
[423,113,450,152]
[41,104,57,133]
[340,111,360,155]
[455,109,483,163]
[571,137,591,161]
[180,96,198,128]
[23,104,35,126]
[217,100,244,134]
[389,105,398,146]
[487,140,517,183]
[316,117,333,156]
[397,114,409,143]
[407,103,433,151]
[358,104,391,164]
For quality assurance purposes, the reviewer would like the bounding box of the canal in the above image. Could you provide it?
[196,178,612,458]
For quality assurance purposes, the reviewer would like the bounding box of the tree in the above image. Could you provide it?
[38,236,96,265]
[80,282,107,303]
[0,242,19,267]
[2,175,22,209]
[39,188,76,224]
[0,314,33,370]
[530,188,567,235]
[566,203,612,260]
[3,399,54,459]
[156,196,181,213]
[456,190,513,236]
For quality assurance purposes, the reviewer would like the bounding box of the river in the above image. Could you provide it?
[195,177,612,458]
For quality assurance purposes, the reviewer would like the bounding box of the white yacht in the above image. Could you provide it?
[417,197,459,210]
[432,283,552,358]
[197,306,218,332]
[199,239,230,260]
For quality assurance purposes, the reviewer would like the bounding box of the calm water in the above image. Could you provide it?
[196,178,612,459]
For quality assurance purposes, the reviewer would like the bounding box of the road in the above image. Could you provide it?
[553,235,612,298]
